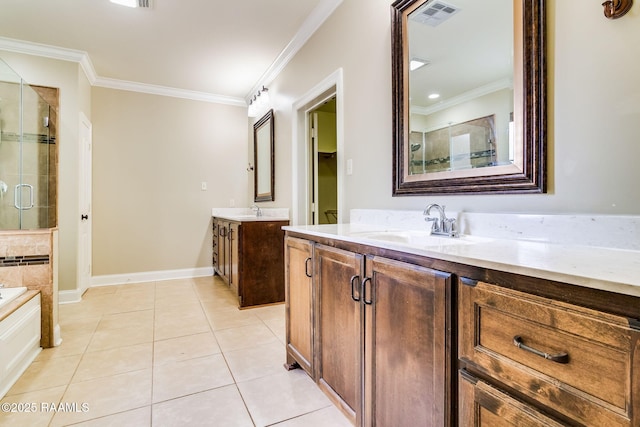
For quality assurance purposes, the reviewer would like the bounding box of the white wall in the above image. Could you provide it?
[91,88,249,276]
[263,0,640,219]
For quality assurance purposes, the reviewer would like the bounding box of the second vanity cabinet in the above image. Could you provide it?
[213,216,288,308]
[285,236,452,426]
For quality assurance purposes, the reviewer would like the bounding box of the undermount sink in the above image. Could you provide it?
[356,230,491,248]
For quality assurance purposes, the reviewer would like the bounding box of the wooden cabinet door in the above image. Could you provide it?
[212,219,220,273]
[315,244,364,425]
[459,370,566,427]
[217,221,228,282]
[229,222,240,295]
[364,256,451,427]
[284,237,314,376]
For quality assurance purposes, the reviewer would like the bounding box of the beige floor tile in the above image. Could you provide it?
[50,369,152,426]
[271,406,352,427]
[224,341,286,383]
[66,406,151,427]
[86,323,154,352]
[73,342,152,382]
[35,330,93,361]
[237,370,333,427]
[153,316,210,341]
[96,309,154,331]
[152,354,234,403]
[0,385,66,427]
[102,293,155,314]
[6,354,81,396]
[115,282,155,294]
[263,317,286,344]
[205,306,262,331]
[152,385,253,427]
[251,304,285,322]
[153,332,220,366]
[199,293,239,309]
[84,286,119,297]
[214,323,280,352]
[58,316,100,335]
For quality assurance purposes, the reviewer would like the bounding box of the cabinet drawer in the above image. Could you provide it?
[459,370,565,427]
[459,280,639,427]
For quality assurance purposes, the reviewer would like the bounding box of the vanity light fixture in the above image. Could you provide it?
[109,0,151,8]
[247,86,270,118]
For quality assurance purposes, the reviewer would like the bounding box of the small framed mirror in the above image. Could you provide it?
[391,0,546,195]
[253,109,275,202]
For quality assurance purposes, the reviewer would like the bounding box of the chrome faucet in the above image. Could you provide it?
[251,204,263,217]
[424,204,458,237]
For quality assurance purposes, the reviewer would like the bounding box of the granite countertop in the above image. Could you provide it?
[283,217,640,299]
[212,208,289,222]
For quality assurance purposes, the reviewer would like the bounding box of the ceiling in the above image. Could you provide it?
[0,0,339,105]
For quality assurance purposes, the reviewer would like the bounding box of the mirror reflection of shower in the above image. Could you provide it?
[0,57,58,230]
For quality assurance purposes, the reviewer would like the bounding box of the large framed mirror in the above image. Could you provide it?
[391,0,546,195]
[253,109,275,202]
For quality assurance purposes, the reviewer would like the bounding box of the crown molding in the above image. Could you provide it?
[93,76,246,106]
[245,0,343,102]
[0,36,245,106]
[411,77,513,116]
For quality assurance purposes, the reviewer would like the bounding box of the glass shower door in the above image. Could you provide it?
[0,58,54,230]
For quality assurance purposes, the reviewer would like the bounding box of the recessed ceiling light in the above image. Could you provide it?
[428,93,440,99]
[410,58,430,71]
[110,0,151,8]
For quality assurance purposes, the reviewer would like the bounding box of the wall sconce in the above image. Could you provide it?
[247,86,270,117]
[602,0,633,19]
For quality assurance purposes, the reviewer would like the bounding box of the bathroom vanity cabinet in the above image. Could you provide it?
[284,230,640,427]
[212,217,288,308]
[285,235,452,426]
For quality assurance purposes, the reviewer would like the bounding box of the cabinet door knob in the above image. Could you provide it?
[513,335,569,364]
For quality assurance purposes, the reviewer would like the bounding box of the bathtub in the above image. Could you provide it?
[0,287,41,399]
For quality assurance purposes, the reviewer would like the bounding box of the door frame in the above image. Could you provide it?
[291,68,344,226]
[77,112,92,296]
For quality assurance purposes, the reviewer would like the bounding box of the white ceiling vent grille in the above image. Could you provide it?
[138,0,151,8]
[411,1,460,27]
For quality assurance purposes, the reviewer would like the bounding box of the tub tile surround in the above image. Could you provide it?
[0,229,58,348]
[287,209,640,297]
[212,207,290,221]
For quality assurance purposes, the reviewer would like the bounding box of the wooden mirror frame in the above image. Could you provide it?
[391,0,546,195]
[253,109,275,202]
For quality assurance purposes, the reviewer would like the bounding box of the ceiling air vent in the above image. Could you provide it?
[411,1,460,27]
[138,0,151,7]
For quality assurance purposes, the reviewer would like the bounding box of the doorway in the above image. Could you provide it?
[291,69,344,226]
[310,97,337,225]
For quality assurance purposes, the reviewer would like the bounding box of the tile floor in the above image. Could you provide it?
[0,276,352,427]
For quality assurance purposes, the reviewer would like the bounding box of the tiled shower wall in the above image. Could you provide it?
[0,229,58,348]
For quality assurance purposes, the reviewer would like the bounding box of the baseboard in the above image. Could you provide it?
[58,289,83,304]
[90,266,214,288]
[58,267,214,304]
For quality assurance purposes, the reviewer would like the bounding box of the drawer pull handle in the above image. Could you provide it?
[513,336,569,364]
